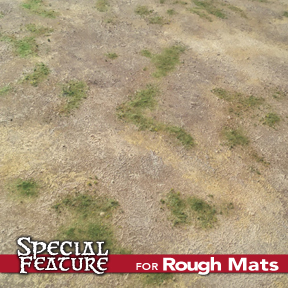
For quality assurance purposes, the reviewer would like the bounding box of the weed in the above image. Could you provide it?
[26,23,53,36]
[160,0,165,3]
[188,8,212,21]
[106,52,118,59]
[163,189,218,228]
[143,273,173,285]
[0,85,13,96]
[284,11,288,17]
[167,9,176,15]
[53,193,129,253]
[96,0,109,12]
[135,6,153,16]
[144,45,185,77]
[9,178,38,198]
[262,113,280,127]
[22,0,57,18]
[60,81,88,114]
[223,128,249,148]
[24,63,50,86]
[193,0,226,19]
[0,11,4,18]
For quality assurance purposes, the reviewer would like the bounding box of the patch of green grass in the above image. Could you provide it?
[141,49,152,58]
[9,178,39,198]
[96,0,109,12]
[135,5,153,16]
[53,193,129,253]
[193,0,226,19]
[26,23,53,36]
[251,152,269,166]
[225,4,247,18]
[142,45,185,77]
[167,9,176,15]
[106,52,118,59]
[284,11,288,18]
[117,85,194,147]
[0,11,4,18]
[0,84,13,96]
[173,1,188,5]
[14,37,38,57]
[249,0,268,2]
[162,189,217,228]
[143,273,173,286]
[148,16,166,25]
[262,113,280,127]
[188,8,212,21]
[211,88,264,115]
[117,85,159,130]
[1,35,38,57]
[165,125,195,147]
[188,197,217,228]
[272,90,286,100]
[24,63,50,86]
[223,128,249,148]
[60,80,88,114]
[165,190,188,225]
[22,0,57,18]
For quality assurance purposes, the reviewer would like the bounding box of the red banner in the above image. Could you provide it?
[1,255,288,274]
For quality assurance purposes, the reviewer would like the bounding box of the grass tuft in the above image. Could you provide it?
[163,189,217,228]
[193,0,226,19]
[135,6,153,16]
[53,193,129,253]
[25,23,53,36]
[188,8,212,21]
[9,178,39,198]
[1,35,38,57]
[143,273,173,285]
[167,9,176,15]
[165,125,195,147]
[24,63,50,86]
[211,88,264,115]
[284,11,288,17]
[225,4,247,18]
[22,0,57,18]
[262,113,280,128]
[141,49,152,58]
[60,81,88,114]
[106,52,118,59]
[223,128,249,148]
[142,45,185,77]
[117,85,194,147]
[0,85,13,96]
[96,0,109,12]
